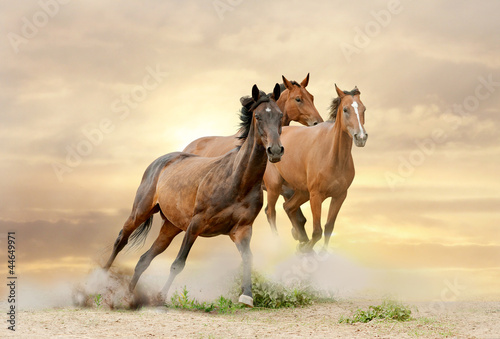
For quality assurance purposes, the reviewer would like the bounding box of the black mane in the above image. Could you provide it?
[237,91,270,141]
[328,88,361,121]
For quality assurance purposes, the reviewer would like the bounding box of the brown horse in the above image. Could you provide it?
[103,84,284,307]
[183,74,323,156]
[264,84,368,252]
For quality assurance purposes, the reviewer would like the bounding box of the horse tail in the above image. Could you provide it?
[128,215,154,250]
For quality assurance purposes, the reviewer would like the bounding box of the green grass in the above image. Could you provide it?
[339,300,413,324]
[169,270,326,313]
[170,286,244,314]
[248,271,318,308]
[91,294,102,309]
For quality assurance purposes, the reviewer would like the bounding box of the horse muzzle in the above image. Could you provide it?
[267,145,284,163]
[354,133,368,147]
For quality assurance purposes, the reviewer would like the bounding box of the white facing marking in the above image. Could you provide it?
[265,107,271,112]
[351,101,364,133]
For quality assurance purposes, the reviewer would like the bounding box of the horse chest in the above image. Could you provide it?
[310,166,354,198]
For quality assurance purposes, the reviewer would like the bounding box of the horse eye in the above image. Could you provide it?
[343,107,348,113]
[255,114,261,120]
[295,97,301,102]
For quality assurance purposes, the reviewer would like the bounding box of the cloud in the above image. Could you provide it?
[1,0,499,298]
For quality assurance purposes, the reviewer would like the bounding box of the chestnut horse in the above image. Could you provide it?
[264,85,368,252]
[183,74,323,156]
[104,84,284,307]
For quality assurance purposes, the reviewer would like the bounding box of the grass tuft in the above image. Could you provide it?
[248,271,318,308]
[170,286,244,314]
[169,270,327,313]
[339,300,413,324]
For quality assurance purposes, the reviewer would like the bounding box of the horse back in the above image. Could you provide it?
[182,134,239,157]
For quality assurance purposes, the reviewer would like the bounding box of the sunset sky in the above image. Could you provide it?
[1,0,499,305]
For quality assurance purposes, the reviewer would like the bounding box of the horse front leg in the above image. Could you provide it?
[302,193,323,252]
[230,224,253,307]
[322,191,347,251]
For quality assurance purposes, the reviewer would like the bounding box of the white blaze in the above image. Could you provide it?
[265,107,271,112]
[351,101,364,136]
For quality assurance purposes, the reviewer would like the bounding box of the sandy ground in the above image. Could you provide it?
[5,300,500,338]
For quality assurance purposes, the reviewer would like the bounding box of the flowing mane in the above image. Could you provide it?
[328,87,361,121]
[237,91,269,141]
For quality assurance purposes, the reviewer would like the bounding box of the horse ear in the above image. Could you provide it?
[300,73,310,87]
[272,83,281,101]
[252,84,260,101]
[282,75,293,90]
[335,84,345,98]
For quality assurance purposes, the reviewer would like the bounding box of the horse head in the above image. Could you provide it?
[334,84,368,147]
[279,74,323,126]
[249,84,284,163]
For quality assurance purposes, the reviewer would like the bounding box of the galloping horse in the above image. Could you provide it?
[264,85,368,252]
[183,74,323,156]
[104,84,284,307]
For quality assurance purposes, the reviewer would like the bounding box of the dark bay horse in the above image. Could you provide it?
[264,85,368,252]
[183,74,323,156]
[104,84,284,307]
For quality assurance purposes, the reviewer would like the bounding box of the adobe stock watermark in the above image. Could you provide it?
[385,74,500,190]
[51,64,168,183]
[7,0,72,54]
[212,0,245,21]
[340,0,403,63]
[426,277,466,314]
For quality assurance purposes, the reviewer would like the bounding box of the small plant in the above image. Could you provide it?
[169,270,326,313]
[339,300,413,324]
[232,270,319,309]
[170,286,243,314]
[92,294,102,309]
[170,286,213,312]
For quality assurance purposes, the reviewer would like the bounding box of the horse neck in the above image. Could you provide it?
[233,121,267,191]
[276,90,291,126]
[328,107,353,169]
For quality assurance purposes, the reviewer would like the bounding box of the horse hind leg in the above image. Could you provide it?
[159,218,200,301]
[283,190,310,245]
[281,186,307,238]
[103,199,160,270]
[129,219,182,292]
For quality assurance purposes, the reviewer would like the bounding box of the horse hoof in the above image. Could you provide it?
[238,294,254,308]
[297,243,315,254]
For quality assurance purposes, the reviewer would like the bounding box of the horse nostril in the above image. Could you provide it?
[280,146,284,154]
[313,122,318,126]
[267,147,272,155]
